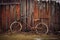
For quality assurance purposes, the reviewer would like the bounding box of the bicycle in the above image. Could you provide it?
[10,18,48,34]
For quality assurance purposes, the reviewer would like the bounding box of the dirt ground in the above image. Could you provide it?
[0,32,60,40]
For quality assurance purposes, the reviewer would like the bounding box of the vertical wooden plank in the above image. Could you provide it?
[46,2,52,27]
[0,5,2,33]
[34,1,39,19]
[50,1,56,27]
[14,5,16,21]
[46,2,50,25]
[54,3,60,30]
[21,0,26,29]
[5,5,10,30]
[20,0,28,31]
[2,5,6,32]
[30,0,34,27]
[27,0,30,28]
[16,4,20,20]
[10,5,15,22]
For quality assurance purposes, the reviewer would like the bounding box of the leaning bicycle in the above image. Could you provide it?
[10,18,48,34]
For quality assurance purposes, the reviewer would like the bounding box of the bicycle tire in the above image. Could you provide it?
[10,21,22,33]
[35,22,49,34]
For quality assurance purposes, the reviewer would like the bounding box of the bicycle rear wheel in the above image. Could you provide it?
[10,21,22,33]
[35,23,48,34]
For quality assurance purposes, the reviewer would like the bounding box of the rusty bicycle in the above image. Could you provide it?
[10,17,48,34]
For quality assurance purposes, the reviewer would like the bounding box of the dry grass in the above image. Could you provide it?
[0,32,60,40]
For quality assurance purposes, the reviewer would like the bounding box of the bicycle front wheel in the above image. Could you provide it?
[10,21,22,33]
[35,23,48,34]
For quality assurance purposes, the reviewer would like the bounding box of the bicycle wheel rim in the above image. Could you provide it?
[10,21,22,33]
[35,23,48,34]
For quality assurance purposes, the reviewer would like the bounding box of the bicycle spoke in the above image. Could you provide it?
[10,21,22,33]
[35,23,48,34]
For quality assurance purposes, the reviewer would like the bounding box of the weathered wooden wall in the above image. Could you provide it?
[1,4,20,32]
[0,0,60,33]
